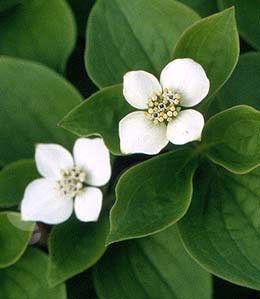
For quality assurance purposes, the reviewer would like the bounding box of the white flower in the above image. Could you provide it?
[119,58,210,155]
[21,138,111,224]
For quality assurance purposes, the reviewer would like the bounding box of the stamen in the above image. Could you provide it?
[56,166,86,199]
[145,89,181,125]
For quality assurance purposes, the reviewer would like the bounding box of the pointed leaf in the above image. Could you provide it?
[0,0,76,72]
[60,85,133,155]
[179,163,260,290]
[94,225,212,299]
[0,160,38,208]
[0,248,66,299]
[107,149,198,244]
[173,8,239,105]
[48,215,109,287]
[86,0,200,87]
[0,57,82,165]
[0,212,34,268]
[202,105,260,174]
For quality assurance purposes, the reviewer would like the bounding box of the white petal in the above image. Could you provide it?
[73,138,111,187]
[119,111,168,155]
[74,187,102,222]
[167,109,204,145]
[123,71,162,109]
[35,144,74,179]
[160,58,210,107]
[21,179,73,224]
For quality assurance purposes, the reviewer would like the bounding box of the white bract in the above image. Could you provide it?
[119,58,210,155]
[21,138,111,224]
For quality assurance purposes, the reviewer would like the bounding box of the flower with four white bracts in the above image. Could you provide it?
[119,58,210,155]
[21,138,111,224]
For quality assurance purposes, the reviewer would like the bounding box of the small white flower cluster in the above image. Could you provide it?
[57,166,86,199]
[21,138,111,224]
[119,58,210,155]
[146,89,181,124]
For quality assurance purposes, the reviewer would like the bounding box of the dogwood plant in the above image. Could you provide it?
[21,138,111,224]
[119,58,210,155]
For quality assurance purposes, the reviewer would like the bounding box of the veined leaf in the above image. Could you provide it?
[0,248,66,298]
[86,0,200,87]
[202,105,260,174]
[0,57,82,165]
[173,8,239,107]
[179,163,260,290]
[94,225,212,299]
[0,0,76,72]
[107,149,198,244]
[48,214,109,286]
[60,85,132,155]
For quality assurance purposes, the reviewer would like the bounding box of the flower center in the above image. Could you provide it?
[145,89,182,125]
[57,166,86,199]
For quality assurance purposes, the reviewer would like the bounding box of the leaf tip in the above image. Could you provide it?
[222,5,236,17]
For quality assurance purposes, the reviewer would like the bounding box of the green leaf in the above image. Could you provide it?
[202,105,260,174]
[173,8,239,106]
[60,85,133,155]
[107,149,198,244]
[48,215,109,287]
[0,57,83,165]
[94,225,212,299]
[0,160,38,208]
[178,162,260,290]
[0,212,34,268]
[218,0,260,50]
[0,0,76,72]
[0,247,66,299]
[207,52,260,118]
[178,0,218,17]
[86,0,200,87]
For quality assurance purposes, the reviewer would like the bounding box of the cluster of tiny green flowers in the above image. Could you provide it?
[57,166,86,199]
[145,89,182,125]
